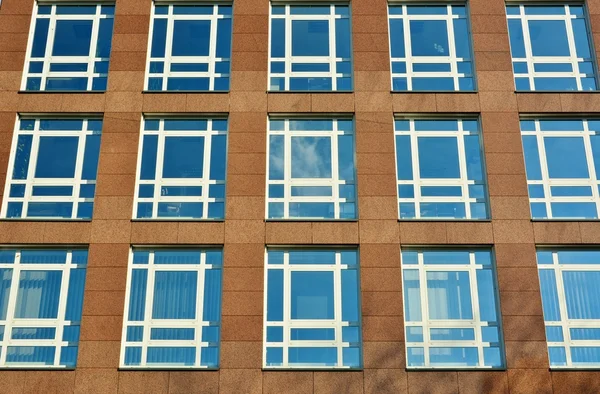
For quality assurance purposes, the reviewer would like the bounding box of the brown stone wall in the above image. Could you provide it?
[0,0,600,392]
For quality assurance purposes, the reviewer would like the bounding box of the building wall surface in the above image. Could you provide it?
[0,0,600,392]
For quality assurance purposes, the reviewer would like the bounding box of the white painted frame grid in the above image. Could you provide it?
[393,117,489,220]
[387,3,475,91]
[266,117,356,220]
[144,2,232,91]
[120,248,222,369]
[400,248,505,369]
[537,249,600,369]
[0,248,87,369]
[1,115,102,220]
[21,3,113,91]
[506,4,598,91]
[263,248,362,369]
[268,3,353,91]
[521,118,600,219]
[133,116,227,220]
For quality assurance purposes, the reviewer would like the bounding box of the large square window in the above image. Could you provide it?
[520,118,600,219]
[394,118,489,219]
[22,4,115,91]
[121,249,222,369]
[388,4,475,91]
[401,248,505,369]
[269,4,353,91]
[134,117,227,220]
[2,117,103,220]
[536,249,600,368]
[0,248,88,368]
[146,3,232,91]
[264,249,361,369]
[506,4,597,91]
[267,118,357,220]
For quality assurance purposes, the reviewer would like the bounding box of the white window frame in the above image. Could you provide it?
[521,118,600,219]
[144,2,232,91]
[268,3,352,91]
[393,117,489,220]
[537,249,600,369]
[401,248,504,369]
[263,248,361,369]
[133,116,227,220]
[1,115,101,220]
[21,3,113,91]
[266,117,356,220]
[387,3,474,91]
[506,3,598,91]
[0,248,86,369]
[120,248,222,369]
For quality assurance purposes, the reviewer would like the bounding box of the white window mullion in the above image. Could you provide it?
[52,252,72,366]
[195,254,206,366]
[282,252,290,367]
[552,252,573,367]
[140,253,156,367]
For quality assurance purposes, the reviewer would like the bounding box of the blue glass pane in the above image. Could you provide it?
[292,21,329,56]
[403,270,422,322]
[96,18,114,58]
[573,19,592,59]
[389,20,405,58]
[551,202,597,219]
[210,135,227,181]
[418,137,460,178]
[203,269,222,322]
[124,347,141,366]
[538,269,560,321]
[534,77,578,91]
[151,19,167,58]
[476,269,497,321]
[128,269,148,321]
[266,347,283,366]
[152,271,197,319]
[12,135,32,180]
[271,19,285,58]
[341,269,359,322]
[65,268,86,321]
[465,135,483,181]
[430,347,478,366]
[167,77,209,90]
[0,269,12,320]
[6,347,55,365]
[291,271,334,319]
[335,18,351,58]
[52,20,92,56]
[35,137,78,178]
[549,347,567,366]
[31,18,50,58]
[529,21,569,57]
[544,137,589,179]
[15,270,62,318]
[410,20,449,56]
[395,136,413,180]
[563,271,600,319]
[453,18,471,59]
[172,21,210,56]
[289,347,337,366]
[162,137,204,178]
[267,269,283,322]
[522,136,542,180]
[81,135,101,180]
[291,137,331,178]
[147,347,195,365]
[508,20,526,58]
[427,271,473,320]
[413,77,454,90]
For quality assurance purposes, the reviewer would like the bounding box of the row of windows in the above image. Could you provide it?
[3,115,599,221]
[22,2,599,93]
[0,247,598,370]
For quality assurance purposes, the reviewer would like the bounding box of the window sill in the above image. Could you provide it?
[0,218,92,222]
[398,218,492,222]
[530,218,600,222]
[262,367,363,372]
[267,90,354,94]
[118,367,219,371]
[0,366,75,371]
[131,218,225,222]
[142,90,229,94]
[265,219,358,222]
[405,367,506,372]
[391,90,478,94]
[515,90,600,94]
[18,90,105,94]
